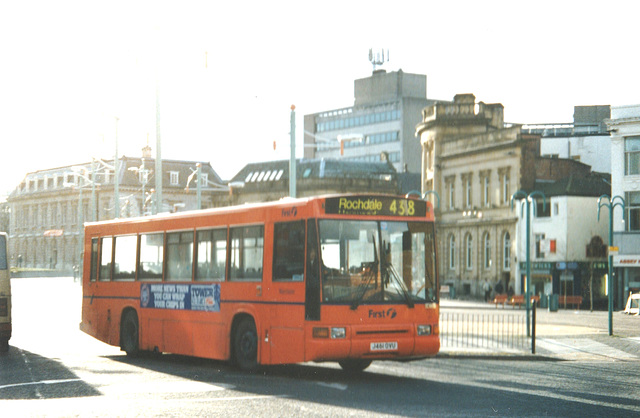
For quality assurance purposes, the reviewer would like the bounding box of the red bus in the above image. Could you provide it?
[80,194,439,372]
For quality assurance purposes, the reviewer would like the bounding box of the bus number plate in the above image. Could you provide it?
[370,342,398,351]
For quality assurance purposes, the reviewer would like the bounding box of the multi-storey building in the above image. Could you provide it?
[303,69,438,174]
[416,94,609,302]
[606,104,640,308]
[8,149,221,273]
[416,94,538,298]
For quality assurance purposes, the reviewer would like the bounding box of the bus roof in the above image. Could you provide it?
[84,193,434,229]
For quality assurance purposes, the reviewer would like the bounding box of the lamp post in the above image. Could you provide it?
[289,105,296,198]
[597,194,625,336]
[114,117,120,218]
[511,190,546,337]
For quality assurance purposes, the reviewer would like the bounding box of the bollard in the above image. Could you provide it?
[531,298,536,354]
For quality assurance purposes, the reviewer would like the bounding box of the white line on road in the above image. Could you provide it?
[536,337,637,360]
[316,382,348,391]
[0,378,82,390]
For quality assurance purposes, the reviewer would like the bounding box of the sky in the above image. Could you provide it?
[1,0,639,197]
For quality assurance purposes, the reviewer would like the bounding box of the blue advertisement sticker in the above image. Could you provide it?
[140,283,220,312]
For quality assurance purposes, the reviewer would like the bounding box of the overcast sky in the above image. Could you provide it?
[1,0,638,196]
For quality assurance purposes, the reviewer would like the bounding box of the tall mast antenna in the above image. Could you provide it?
[369,48,389,72]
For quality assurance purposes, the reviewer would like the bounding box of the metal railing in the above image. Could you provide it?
[440,311,530,353]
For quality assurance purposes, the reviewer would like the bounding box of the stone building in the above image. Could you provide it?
[415,94,606,300]
[416,94,538,298]
[7,151,221,272]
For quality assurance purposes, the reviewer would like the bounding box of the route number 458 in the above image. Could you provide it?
[389,199,415,216]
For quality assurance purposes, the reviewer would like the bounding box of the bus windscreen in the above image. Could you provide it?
[318,219,437,306]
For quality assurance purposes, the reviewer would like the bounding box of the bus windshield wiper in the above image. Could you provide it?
[382,259,415,308]
[351,234,378,310]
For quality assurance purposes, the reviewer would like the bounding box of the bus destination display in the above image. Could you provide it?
[325,196,427,217]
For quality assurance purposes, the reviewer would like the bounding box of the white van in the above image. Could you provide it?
[623,293,639,316]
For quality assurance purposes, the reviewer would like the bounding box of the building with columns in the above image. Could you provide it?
[7,149,221,273]
[416,94,609,302]
[416,94,538,298]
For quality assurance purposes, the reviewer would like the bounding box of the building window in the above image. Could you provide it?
[462,173,472,208]
[483,232,492,269]
[499,167,510,205]
[465,233,473,270]
[200,173,209,188]
[480,170,491,207]
[503,232,511,271]
[625,136,640,175]
[445,176,455,210]
[535,233,546,258]
[170,171,179,185]
[139,169,150,185]
[449,234,456,270]
[535,200,551,218]
[626,191,640,231]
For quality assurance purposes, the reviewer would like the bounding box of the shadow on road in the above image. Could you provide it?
[0,346,101,400]
[106,352,635,416]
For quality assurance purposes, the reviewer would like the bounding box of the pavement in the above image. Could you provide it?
[438,299,640,361]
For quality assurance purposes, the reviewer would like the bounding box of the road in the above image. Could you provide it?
[2,277,639,417]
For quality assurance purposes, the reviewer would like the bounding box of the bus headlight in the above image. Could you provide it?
[330,327,346,339]
[417,325,432,336]
[312,327,346,339]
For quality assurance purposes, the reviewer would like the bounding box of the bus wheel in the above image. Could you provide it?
[0,338,8,353]
[338,359,372,373]
[120,311,140,357]
[233,318,258,372]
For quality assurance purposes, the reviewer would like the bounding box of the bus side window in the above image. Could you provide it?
[273,221,305,281]
[113,235,137,281]
[90,238,99,282]
[195,228,227,281]
[99,237,113,281]
[166,231,194,282]
[139,233,164,281]
[229,225,264,281]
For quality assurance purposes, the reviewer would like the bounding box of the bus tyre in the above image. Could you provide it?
[338,359,372,373]
[0,338,8,353]
[120,311,140,357]
[233,318,258,372]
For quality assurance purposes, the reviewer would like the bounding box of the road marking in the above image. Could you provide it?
[536,338,637,360]
[316,382,348,390]
[0,378,82,390]
[99,380,234,395]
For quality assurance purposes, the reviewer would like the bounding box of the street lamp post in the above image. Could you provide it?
[511,190,546,337]
[196,163,202,210]
[289,105,296,198]
[597,195,625,336]
[114,117,120,218]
